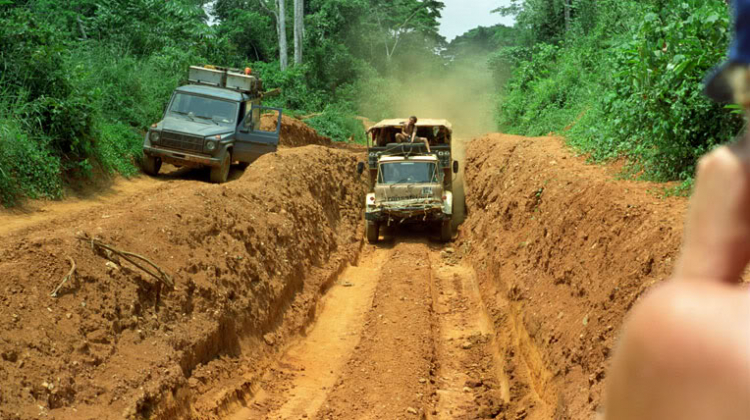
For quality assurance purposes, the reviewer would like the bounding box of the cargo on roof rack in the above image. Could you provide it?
[188,65,262,95]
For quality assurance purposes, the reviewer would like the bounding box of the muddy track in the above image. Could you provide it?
[209,238,520,420]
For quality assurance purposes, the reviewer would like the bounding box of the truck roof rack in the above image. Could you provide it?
[188,65,261,94]
[369,143,449,156]
[372,143,432,157]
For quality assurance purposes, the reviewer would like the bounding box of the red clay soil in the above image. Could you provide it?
[314,242,439,420]
[0,146,366,420]
[458,133,688,419]
[261,114,332,147]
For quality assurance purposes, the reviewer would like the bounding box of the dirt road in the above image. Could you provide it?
[0,123,691,420]
[225,238,509,420]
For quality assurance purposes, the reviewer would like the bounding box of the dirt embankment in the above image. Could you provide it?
[459,134,687,419]
[262,114,332,147]
[0,145,366,420]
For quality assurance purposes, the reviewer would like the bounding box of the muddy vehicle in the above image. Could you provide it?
[358,119,459,243]
[142,65,282,183]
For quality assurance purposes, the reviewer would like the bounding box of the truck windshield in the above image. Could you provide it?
[379,162,438,184]
[168,94,238,125]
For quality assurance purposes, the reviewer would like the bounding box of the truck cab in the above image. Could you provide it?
[359,119,459,243]
[142,65,282,183]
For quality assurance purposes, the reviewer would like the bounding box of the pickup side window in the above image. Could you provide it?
[252,103,261,130]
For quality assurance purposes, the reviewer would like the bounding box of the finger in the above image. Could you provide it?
[676,145,750,283]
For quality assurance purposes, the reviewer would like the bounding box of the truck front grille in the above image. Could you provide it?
[160,131,204,153]
[384,196,438,202]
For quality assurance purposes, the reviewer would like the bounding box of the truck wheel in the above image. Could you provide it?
[210,152,231,184]
[143,155,161,176]
[366,221,380,244]
[440,219,452,243]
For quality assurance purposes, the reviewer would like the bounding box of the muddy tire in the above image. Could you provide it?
[143,155,161,176]
[440,219,452,243]
[210,152,231,184]
[366,221,380,244]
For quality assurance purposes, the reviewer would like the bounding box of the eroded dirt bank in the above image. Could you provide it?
[0,146,366,420]
[459,134,687,419]
[262,114,332,148]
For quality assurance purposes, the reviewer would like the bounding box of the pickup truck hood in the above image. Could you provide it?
[374,183,443,203]
[160,117,233,137]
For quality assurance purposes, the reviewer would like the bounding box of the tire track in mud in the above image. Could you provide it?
[217,239,516,420]
[430,247,508,419]
[228,247,392,419]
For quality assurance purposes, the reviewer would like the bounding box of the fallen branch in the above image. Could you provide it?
[76,234,174,290]
[50,256,76,298]
[297,112,322,120]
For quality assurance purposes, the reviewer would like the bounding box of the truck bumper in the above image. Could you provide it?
[365,207,451,223]
[144,146,222,168]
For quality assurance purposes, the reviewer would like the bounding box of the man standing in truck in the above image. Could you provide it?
[395,116,431,152]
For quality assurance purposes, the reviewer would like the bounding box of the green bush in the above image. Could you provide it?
[496,0,742,183]
[0,117,63,205]
[306,105,368,144]
[592,1,740,180]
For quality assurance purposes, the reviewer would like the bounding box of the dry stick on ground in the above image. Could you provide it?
[75,235,174,290]
[50,256,76,298]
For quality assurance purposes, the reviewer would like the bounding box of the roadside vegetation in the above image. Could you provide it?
[3,0,730,205]
[0,0,448,205]
[490,0,742,186]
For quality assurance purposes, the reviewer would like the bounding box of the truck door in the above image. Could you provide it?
[234,106,282,163]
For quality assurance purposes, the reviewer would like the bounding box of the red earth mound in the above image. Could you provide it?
[261,114,332,147]
[0,146,366,420]
[459,134,687,419]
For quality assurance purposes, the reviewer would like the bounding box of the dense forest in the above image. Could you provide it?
[0,0,454,205]
[492,0,741,189]
[0,0,741,205]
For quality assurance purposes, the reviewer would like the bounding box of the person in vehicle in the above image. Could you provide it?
[435,126,449,144]
[603,2,750,419]
[395,116,431,152]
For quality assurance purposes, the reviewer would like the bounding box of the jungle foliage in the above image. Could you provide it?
[493,0,742,185]
[0,0,447,205]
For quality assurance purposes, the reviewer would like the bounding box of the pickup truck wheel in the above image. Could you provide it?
[440,219,452,243]
[210,153,231,184]
[143,155,161,176]
[366,221,380,244]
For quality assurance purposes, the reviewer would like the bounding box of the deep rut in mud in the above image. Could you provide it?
[217,239,513,420]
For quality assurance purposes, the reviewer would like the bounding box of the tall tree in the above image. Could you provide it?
[259,0,288,69]
[371,0,445,63]
[276,0,288,69]
[294,0,304,64]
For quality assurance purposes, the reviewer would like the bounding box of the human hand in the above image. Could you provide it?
[675,133,750,283]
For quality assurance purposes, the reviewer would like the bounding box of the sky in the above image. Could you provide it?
[438,0,516,42]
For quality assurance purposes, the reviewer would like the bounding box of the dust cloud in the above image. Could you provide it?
[360,57,501,228]
[369,58,498,138]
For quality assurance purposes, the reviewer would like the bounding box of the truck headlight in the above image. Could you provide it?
[206,140,217,151]
[150,131,160,144]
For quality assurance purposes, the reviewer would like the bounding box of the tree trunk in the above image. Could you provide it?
[563,0,571,33]
[277,0,288,70]
[294,0,304,65]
